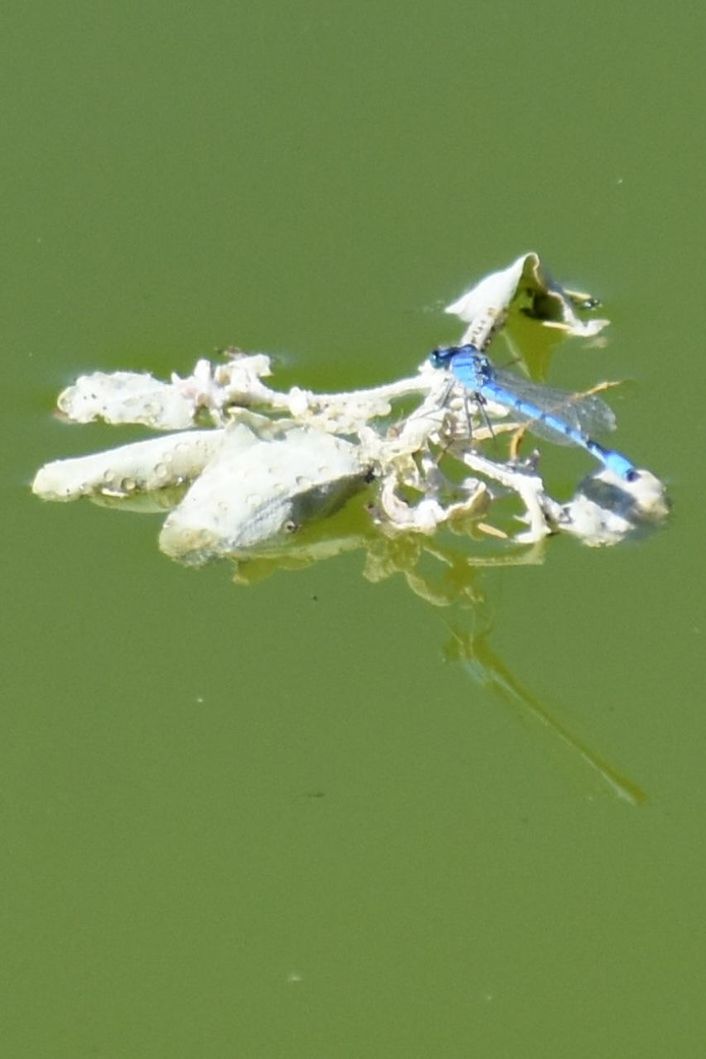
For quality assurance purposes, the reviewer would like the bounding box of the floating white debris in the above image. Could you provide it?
[159,421,367,563]
[446,251,610,348]
[559,468,670,546]
[32,253,669,569]
[57,370,199,431]
[32,430,224,501]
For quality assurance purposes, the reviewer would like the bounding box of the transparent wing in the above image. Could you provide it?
[490,368,617,439]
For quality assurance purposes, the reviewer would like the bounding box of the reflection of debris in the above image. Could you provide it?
[444,621,647,806]
[32,253,668,565]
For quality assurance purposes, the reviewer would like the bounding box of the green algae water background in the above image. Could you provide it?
[3,2,705,1056]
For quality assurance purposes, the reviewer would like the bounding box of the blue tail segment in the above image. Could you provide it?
[430,344,637,482]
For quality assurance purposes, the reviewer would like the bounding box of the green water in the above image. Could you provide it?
[3,2,705,1056]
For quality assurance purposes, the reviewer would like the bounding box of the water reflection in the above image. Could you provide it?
[223,512,646,805]
[442,619,646,807]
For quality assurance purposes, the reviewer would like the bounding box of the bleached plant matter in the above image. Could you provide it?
[32,253,668,569]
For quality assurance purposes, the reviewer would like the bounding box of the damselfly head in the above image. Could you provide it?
[429,346,458,369]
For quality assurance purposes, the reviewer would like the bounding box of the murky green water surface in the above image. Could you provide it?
[3,2,704,1056]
